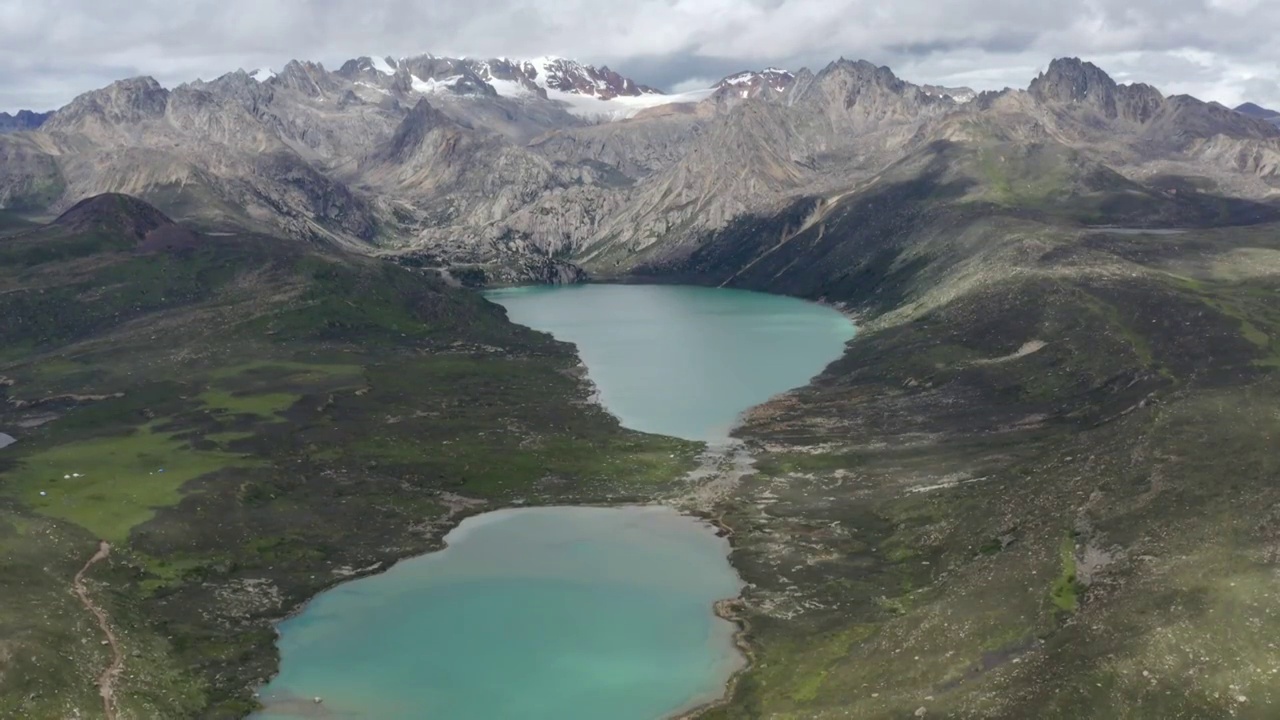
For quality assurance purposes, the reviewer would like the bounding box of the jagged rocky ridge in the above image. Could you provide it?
[0,55,1277,281]
[0,109,53,133]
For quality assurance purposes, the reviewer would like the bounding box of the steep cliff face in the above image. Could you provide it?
[1027,57,1164,124]
[1022,58,1280,190]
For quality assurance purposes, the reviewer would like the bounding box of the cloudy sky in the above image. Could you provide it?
[2,0,1278,113]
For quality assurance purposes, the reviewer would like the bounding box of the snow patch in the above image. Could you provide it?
[411,74,464,94]
[483,74,713,120]
[545,86,715,121]
[487,77,532,98]
[721,67,788,89]
[369,56,396,76]
[526,55,568,88]
[722,72,757,86]
[248,67,276,83]
[720,68,794,88]
[393,54,713,121]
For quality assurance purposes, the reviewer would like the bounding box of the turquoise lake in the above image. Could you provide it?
[256,284,856,719]
[485,284,857,441]
[257,507,744,720]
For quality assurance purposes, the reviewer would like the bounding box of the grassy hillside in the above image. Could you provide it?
[0,195,699,718]
[647,145,1280,718]
[8,153,1280,720]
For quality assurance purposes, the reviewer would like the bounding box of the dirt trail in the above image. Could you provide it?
[73,540,122,720]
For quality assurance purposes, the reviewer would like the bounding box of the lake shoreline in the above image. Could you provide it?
[253,502,750,719]
[672,510,756,720]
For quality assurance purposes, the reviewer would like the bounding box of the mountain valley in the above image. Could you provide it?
[2,51,1280,719]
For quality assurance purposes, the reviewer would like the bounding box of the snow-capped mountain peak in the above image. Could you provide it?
[520,56,660,99]
[715,68,796,99]
[477,56,712,121]
[454,55,662,100]
[368,56,397,76]
[335,51,712,122]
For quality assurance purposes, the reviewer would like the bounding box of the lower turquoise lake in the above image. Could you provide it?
[256,284,857,719]
[256,507,743,719]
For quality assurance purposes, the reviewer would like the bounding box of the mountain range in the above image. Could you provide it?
[4,53,1277,284]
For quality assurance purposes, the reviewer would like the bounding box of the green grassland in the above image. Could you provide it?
[690,175,1280,718]
[7,421,259,542]
[6,153,1280,720]
[0,203,700,718]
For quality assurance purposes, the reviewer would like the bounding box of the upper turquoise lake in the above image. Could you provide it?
[485,284,857,441]
[255,284,856,719]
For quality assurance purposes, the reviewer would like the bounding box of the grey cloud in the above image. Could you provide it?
[2,0,1280,112]
[597,52,774,93]
[884,31,1040,58]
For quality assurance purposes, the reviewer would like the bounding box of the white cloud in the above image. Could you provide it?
[2,0,1280,111]
[670,77,717,94]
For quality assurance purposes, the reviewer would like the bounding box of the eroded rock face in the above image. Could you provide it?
[523,258,588,285]
[1028,57,1165,126]
[1029,57,1275,135]
[43,77,170,139]
[1029,57,1128,109]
